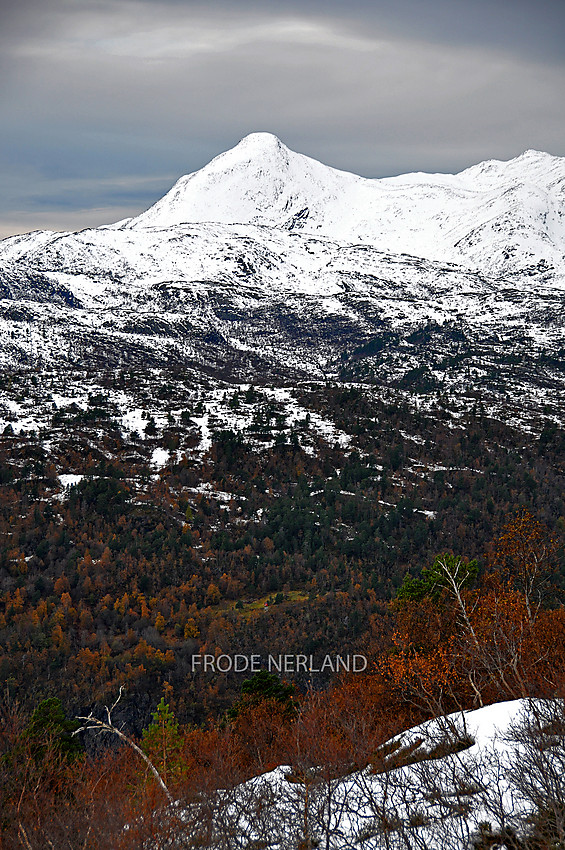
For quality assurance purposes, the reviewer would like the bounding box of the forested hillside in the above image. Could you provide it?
[1,368,563,726]
[2,498,565,848]
[1,360,564,847]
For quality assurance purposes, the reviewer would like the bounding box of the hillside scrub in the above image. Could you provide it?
[2,512,565,847]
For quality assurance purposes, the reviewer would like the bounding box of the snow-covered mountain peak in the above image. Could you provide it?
[521,148,553,159]
[200,131,292,176]
[120,135,565,280]
[0,136,564,411]
[124,133,363,232]
[227,131,287,154]
[1,134,564,330]
[458,148,564,189]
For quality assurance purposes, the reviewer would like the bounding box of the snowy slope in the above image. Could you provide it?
[122,133,565,282]
[2,133,564,286]
[0,134,564,421]
[195,699,563,849]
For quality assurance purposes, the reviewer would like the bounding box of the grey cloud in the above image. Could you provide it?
[3,0,563,64]
[287,0,565,64]
[125,0,565,64]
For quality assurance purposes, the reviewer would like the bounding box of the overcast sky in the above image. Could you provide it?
[1,0,564,238]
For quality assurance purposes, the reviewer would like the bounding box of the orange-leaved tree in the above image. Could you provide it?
[490,509,559,623]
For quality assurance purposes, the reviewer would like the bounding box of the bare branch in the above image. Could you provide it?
[75,692,174,806]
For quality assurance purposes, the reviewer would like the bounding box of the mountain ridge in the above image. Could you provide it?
[2,134,564,282]
[0,134,564,425]
[111,134,565,284]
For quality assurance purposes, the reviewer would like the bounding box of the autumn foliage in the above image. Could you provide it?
[377,511,564,715]
[1,511,564,847]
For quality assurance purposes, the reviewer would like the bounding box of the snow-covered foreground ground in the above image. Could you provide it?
[162,699,565,849]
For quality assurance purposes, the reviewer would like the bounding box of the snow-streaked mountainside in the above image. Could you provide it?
[1,133,564,422]
[121,133,565,282]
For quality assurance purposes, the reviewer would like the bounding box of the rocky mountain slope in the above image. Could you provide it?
[0,133,564,421]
